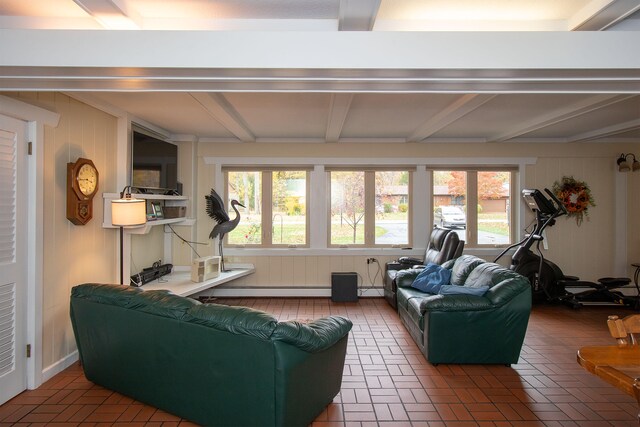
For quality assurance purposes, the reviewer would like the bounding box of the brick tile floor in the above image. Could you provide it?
[1,298,638,426]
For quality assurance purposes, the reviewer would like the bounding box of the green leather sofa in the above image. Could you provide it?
[70,283,352,427]
[395,255,531,365]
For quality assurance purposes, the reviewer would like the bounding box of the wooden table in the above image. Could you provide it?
[577,345,640,413]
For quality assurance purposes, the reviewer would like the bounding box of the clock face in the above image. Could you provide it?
[77,163,98,196]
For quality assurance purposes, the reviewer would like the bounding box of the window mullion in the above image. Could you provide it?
[262,171,272,246]
[364,171,375,246]
[467,172,478,247]
[509,170,517,244]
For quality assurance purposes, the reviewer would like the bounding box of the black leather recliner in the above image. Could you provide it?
[383,227,464,309]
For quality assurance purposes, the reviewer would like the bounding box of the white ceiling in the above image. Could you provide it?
[1,0,640,144]
[2,0,640,31]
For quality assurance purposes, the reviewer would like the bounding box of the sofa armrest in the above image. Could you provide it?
[485,278,530,306]
[385,261,404,271]
[419,294,493,313]
[272,316,352,353]
[395,269,421,288]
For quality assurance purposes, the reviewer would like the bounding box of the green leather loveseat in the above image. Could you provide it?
[395,255,531,365]
[70,283,352,427]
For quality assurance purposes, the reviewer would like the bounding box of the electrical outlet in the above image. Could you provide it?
[367,257,377,264]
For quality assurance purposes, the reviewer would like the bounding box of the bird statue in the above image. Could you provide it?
[205,189,245,272]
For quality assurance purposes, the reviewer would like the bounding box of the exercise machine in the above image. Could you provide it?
[494,188,639,309]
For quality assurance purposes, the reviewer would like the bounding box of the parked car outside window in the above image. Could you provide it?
[434,205,466,229]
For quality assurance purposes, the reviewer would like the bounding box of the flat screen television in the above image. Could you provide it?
[131,130,178,193]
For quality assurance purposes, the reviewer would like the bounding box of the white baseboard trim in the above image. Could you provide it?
[202,287,384,298]
[41,351,79,384]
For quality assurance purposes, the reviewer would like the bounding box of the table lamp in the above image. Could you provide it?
[112,187,147,284]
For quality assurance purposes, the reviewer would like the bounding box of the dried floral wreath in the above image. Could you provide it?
[552,176,596,226]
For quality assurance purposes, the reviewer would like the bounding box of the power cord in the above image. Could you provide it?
[360,258,382,296]
[165,224,205,258]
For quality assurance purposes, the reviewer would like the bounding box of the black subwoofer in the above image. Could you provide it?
[331,272,358,302]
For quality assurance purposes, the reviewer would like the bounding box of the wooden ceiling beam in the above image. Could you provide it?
[569,0,640,30]
[189,93,255,143]
[325,93,354,142]
[407,94,496,142]
[338,0,381,31]
[490,94,635,142]
[567,118,640,142]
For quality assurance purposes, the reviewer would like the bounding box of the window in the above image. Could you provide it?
[433,170,514,247]
[477,171,512,245]
[375,171,410,246]
[329,170,410,247]
[226,169,308,247]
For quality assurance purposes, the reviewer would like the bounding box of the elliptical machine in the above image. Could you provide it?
[495,188,639,309]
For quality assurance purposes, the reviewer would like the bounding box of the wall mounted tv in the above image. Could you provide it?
[131,130,178,193]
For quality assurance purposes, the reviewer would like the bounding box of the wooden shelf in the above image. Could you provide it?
[138,264,255,297]
[126,217,195,234]
[102,192,190,233]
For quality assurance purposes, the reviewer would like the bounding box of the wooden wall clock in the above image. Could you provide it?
[67,157,99,225]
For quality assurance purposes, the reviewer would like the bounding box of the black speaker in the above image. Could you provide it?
[331,272,358,302]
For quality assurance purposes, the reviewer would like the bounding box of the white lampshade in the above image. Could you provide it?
[111,198,147,227]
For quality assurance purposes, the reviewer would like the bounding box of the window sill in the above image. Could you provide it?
[224,246,509,259]
[225,247,424,257]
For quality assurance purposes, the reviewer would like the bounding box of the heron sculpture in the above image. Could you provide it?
[205,189,245,272]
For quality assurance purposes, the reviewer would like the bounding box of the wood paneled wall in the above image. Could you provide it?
[8,93,119,371]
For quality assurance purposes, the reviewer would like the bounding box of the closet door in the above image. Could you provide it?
[0,114,27,405]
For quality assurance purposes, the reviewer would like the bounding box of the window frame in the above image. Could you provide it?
[224,168,310,248]
[327,168,413,248]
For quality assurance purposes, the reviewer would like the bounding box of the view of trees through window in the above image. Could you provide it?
[225,167,511,248]
[433,170,511,245]
[227,170,307,246]
[375,171,409,245]
[330,170,409,246]
[271,171,306,245]
[478,171,511,245]
[227,171,262,245]
[330,171,366,245]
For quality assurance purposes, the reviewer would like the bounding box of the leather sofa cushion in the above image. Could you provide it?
[419,294,493,313]
[72,284,199,319]
[72,282,139,305]
[464,262,513,288]
[129,290,200,319]
[395,268,422,288]
[449,255,485,285]
[185,304,278,340]
[272,316,352,353]
[439,284,489,296]
[397,287,428,310]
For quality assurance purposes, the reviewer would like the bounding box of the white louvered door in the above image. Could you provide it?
[0,114,27,405]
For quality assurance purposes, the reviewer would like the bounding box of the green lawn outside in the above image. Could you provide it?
[228,212,510,243]
[478,222,510,236]
[478,212,509,236]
